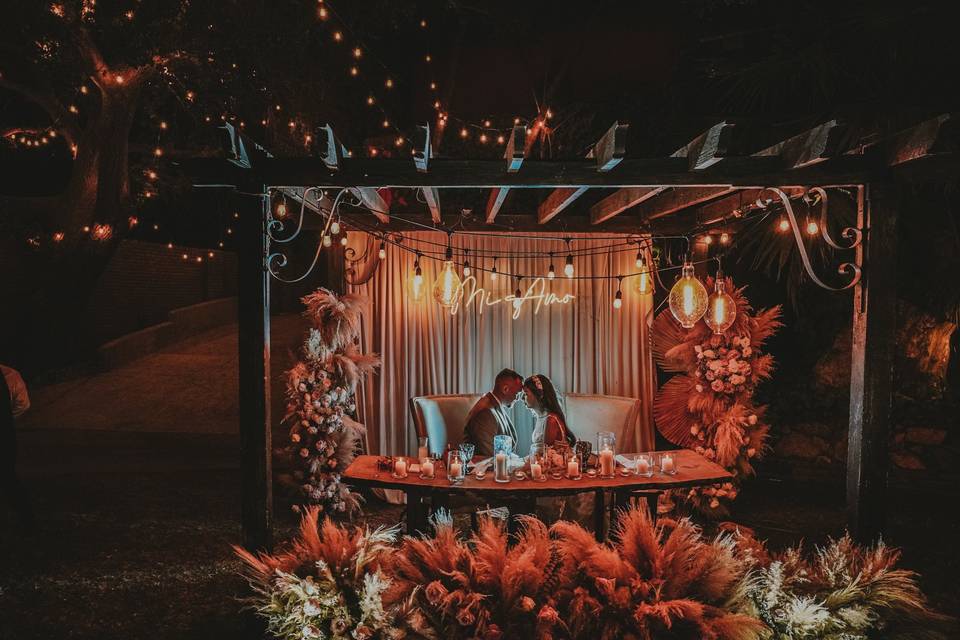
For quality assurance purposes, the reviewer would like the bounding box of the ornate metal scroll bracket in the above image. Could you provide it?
[759,187,863,291]
[265,187,341,283]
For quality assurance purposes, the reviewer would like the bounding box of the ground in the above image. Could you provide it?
[1,320,957,638]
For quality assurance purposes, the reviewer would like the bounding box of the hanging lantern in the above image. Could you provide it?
[704,272,736,334]
[432,247,462,307]
[668,262,708,328]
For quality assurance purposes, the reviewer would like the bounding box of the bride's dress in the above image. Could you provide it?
[528,411,593,525]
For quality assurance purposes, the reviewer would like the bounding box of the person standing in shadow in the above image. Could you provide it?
[1,363,34,531]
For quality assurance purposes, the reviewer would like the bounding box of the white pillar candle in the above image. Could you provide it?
[599,448,615,476]
[661,454,675,474]
[394,458,408,477]
[450,460,462,478]
[420,459,434,478]
[566,458,579,478]
[530,461,543,480]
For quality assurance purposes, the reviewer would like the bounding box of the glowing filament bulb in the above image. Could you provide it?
[638,268,652,295]
[777,217,790,233]
[547,264,555,280]
[378,242,386,260]
[613,289,623,310]
[322,234,332,247]
[704,273,737,334]
[275,202,287,218]
[668,262,708,328]
[340,235,348,246]
[491,258,498,282]
[433,260,462,307]
[412,264,424,301]
[806,219,819,235]
[564,254,574,278]
[329,220,341,235]
[462,260,471,277]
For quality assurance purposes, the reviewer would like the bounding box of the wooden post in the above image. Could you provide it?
[237,185,273,551]
[846,182,898,542]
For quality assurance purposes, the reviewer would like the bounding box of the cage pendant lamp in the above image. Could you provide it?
[432,245,462,307]
[704,271,736,334]
[668,262,708,328]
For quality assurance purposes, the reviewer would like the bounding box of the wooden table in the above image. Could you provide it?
[342,449,733,540]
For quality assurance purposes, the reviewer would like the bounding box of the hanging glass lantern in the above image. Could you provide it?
[668,262,708,328]
[704,272,736,334]
[432,247,462,307]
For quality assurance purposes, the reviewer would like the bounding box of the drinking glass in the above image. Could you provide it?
[458,442,475,467]
[447,450,465,484]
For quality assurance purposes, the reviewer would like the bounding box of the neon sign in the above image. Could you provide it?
[450,276,575,319]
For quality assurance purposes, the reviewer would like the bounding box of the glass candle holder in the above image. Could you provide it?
[635,453,654,477]
[493,434,513,484]
[529,454,547,482]
[447,451,465,484]
[565,452,581,480]
[417,436,430,463]
[597,431,616,479]
[660,452,677,475]
[392,457,409,479]
[419,456,436,480]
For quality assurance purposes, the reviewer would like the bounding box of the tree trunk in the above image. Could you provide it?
[61,80,141,229]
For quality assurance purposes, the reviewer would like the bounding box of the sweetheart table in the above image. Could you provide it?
[342,449,733,540]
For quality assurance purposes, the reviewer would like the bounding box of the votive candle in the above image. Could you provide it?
[661,453,675,474]
[394,458,408,477]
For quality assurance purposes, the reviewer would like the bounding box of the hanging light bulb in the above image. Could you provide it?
[322,234,332,247]
[547,253,556,280]
[564,254,574,278]
[378,241,387,260]
[340,234,348,246]
[704,270,737,334]
[668,261,708,328]
[777,217,790,233]
[411,257,424,301]
[613,277,624,310]
[491,257,499,282]
[275,201,287,218]
[720,232,730,245]
[513,278,524,312]
[432,244,462,307]
[462,250,471,277]
[805,219,819,235]
[636,247,644,268]
[329,219,341,235]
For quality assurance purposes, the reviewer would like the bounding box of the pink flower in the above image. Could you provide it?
[748,414,758,425]
[703,349,716,359]
[711,380,724,392]
[742,346,753,356]
[483,624,503,640]
[299,448,310,458]
[456,607,476,627]
[538,605,560,626]
[353,625,373,640]
[519,596,535,612]
[290,433,301,443]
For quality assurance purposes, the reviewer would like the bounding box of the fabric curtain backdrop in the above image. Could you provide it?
[349,231,657,457]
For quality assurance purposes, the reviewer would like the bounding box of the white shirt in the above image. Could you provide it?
[1,365,30,418]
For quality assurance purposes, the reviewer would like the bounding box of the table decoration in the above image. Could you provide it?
[392,457,408,479]
[660,452,677,475]
[566,452,581,479]
[447,450,465,484]
[530,455,547,482]
[493,434,513,483]
[597,431,616,478]
[419,457,435,479]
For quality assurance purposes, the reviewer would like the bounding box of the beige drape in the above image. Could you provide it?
[349,231,657,457]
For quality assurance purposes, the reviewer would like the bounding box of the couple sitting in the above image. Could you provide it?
[461,368,576,459]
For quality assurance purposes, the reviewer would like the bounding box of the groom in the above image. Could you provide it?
[462,368,522,457]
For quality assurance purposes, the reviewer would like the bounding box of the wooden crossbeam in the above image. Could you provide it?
[695,187,806,225]
[423,188,441,225]
[505,125,526,173]
[756,120,846,168]
[634,186,735,221]
[590,187,664,225]
[486,187,511,223]
[882,113,952,165]
[540,122,629,224]
[672,121,734,170]
[349,187,390,224]
[412,124,441,224]
[538,187,588,224]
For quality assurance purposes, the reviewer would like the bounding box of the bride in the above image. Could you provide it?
[522,374,576,457]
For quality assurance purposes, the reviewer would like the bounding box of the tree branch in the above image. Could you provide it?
[0,76,79,144]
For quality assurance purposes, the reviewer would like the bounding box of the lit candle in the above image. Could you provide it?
[661,454,675,474]
[566,458,579,478]
[450,460,462,478]
[495,452,508,479]
[394,458,408,477]
[530,461,543,480]
[637,456,650,475]
[599,448,615,477]
[421,459,434,478]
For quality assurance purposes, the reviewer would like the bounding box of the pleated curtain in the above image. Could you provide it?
[349,231,657,457]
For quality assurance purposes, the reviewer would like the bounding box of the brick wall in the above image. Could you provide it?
[84,240,237,345]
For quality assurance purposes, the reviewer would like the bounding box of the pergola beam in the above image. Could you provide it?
[634,186,735,221]
[590,187,664,224]
[879,113,953,166]
[486,126,527,224]
[756,120,846,168]
[540,122,628,224]
[672,121,734,170]
[486,187,511,223]
[413,124,441,224]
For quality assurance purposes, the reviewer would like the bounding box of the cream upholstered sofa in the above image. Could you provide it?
[409,392,650,456]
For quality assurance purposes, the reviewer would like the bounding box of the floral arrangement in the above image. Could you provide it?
[282,288,380,517]
[236,507,951,640]
[652,276,782,514]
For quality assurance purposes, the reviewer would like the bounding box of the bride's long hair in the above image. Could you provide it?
[523,375,576,447]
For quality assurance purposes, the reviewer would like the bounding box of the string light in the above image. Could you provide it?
[462,249,471,277]
[333,30,343,42]
[613,276,624,310]
[378,241,387,260]
[275,201,287,218]
[352,46,362,58]
[704,268,736,334]
[806,219,819,235]
[512,277,523,313]
[385,77,393,88]
[720,232,730,245]
[411,254,424,301]
[668,260,708,328]
[340,234,348,246]
[777,217,790,233]
[433,243,462,307]
[564,254,574,278]
[322,234,332,247]
[460,128,468,138]
[547,253,556,280]
[637,256,653,295]
[703,234,713,246]
[491,257,499,282]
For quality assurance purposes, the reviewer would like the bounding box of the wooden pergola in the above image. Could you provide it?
[182,114,956,551]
